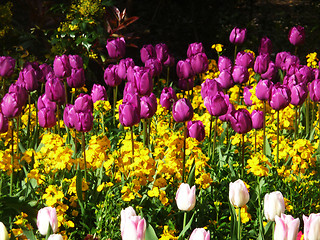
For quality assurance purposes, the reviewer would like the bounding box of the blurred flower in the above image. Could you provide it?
[91,84,108,103]
[68,54,83,69]
[229,179,250,208]
[303,213,320,240]
[0,56,15,77]
[258,36,272,55]
[229,27,247,45]
[187,120,205,142]
[67,68,86,88]
[251,110,263,130]
[243,86,253,106]
[230,108,252,134]
[0,222,9,240]
[121,216,146,240]
[204,91,228,116]
[176,59,194,80]
[120,206,137,234]
[53,55,71,78]
[172,98,194,122]
[274,213,300,240]
[235,51,254,68]
[140,93,157,119]
[309,79,320,102]
[48,234,63,240]
[145,58,162,77]
[140,44,156,63]
[190,53,209,74]
[187,42,205,58]
[269,83,291,111]
[201,78,222,100]
[0,112,8,133]
[38,108,56,128]
[232,65,249,84]
[288,25,305,46]
[255,79,273,101]
[175,183,196,211]
[178,78,194,91]
[37,206,58,235]
[218,56,233,72]
[104,64,122,87]
[189,228,210,240]
[160,87,177,110]
[118,58,135,80]
[155,43,169,63]
[264,191,285,221]
[106,37,126,59]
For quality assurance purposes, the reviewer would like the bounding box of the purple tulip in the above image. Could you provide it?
[68,55,83,69]
[275,52,291,70]
[17,66,39,92]
[106,37,126,59]
[269,83,291,111]
[229,108,252,134]
[0,112,8,133]
[53,55,71,78]
[123,93,140,110]
[0,56,15,77]
[104,64,122,87]
[176,59,194,80]
[254,54,270,74]
[25,62,44,83]
[118,58,135,80]
[309,79,320,102]
[187,42,205,58]
[243,86,253,106]
[45,77,66,105]
[295,65,313,84]
[163,54,175,67]
[140,92,157,119]
[235,51,254,68]
[140,44,156,63]
[74,94,93,113]
[201,78,222,100]
[187,120,205,142]
[232,65,249,84]
[313,68,320,80]
[172,98,193,122]
[190,53,209,74]
[284,54,300,72]
[289,82,308,106]
[123,81,138,99]
[39,63,54,82]
[63,104,76,128]
[155,43,169,63]
[260,61,277,81]
[178,77,194,91]
[216,70,234,90]
[204,91,228,117]
[119,96,141,127]
[8,83,28,106]
[38,108,56,128]
[283,74,298,89]
[229,27,247,45]
[73,110,94,132]
[1,92,23,118]
[251,110,264,129]
[219,95,235,122]
[258,36,272,55]
[256,79,273,101]
[218,56,233,72]
[145,58,162,77]
[38,94,57,111]
[134,67,153,96]
[91,84,108,103]
[67,68,85,88]
[288,25,305,46]
[159,87,177,110]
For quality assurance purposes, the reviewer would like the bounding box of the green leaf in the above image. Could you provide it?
[145,223,159,240]
[21,227,36,240]
[187,160,195,186]
[265,136,271,157]
[76,169,83,203]
[178,212,195,239]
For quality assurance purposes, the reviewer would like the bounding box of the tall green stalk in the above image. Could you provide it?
[263,101,266,155]
[182,122,187,182]
[208,115,213,158]
[64,80,68,105]
[238,207,241,240]
[131,126,134,162]
[81,132,87,181]
[113,86,118,125]
[10,118,14,196]
[276,110,279,167]
[212,116,218,160]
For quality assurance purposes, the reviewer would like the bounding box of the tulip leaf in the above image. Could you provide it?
[229,203,238,240]
[21,227,36,240]
[178,212,195,239]
[145,223,159,240]
[265,136,271,157]
[187,159,195,186]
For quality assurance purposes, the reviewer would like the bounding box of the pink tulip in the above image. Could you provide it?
[303,213,320,240]
[175,183,196,211]
[229,179,250,207]
[274,213,300,240]
[189,228,210,240]
[264,191,285,221]
[121,216,146,240]
[37,207,58,235]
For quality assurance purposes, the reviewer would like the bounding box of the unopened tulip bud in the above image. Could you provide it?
[175,183,196,211]
[229,179,250,207]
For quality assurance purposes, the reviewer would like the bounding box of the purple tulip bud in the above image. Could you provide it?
[39,63,54,82]
[123,92,140,110]
[190,53,209,74]
[219,95,235,122]
[187,120,205,142]
[232,65,249,84]
[0,112,8,133]
[91,84,108,103]
[68,55,83,69]
[218,56,233,72]
[258,37,272,55]
[145,58,162,77]
[275,52,291,70]
[104,64,122,87]
[187,42,205,58]
[313,68,320,81]
[230,108,252,134]
[134,67,153,96]
[45,77,66,105]
[63,104,76,128]
[309,79,320,102]
[283,74,298,89]
[289,82,308,106]
[74,94,93,113]
[0,56,15,77]
[176,59,194,80]
[163,54,175,67]
[119,95,141,127]
[118,58,135,80]
[123,81,138,99]
[288,25,305,46]
[160,87,177,110]
[201,78,222,100]
[38,94,57,111]
[284,54,300,72]
[8,83,28,106]
[256,79,273,101]
[106,37,126,59]
[172,98,194,122]
[295,65,313,84]
[269,83,291,111]
[178,78,194,91]
[1,92,23,118]
[140,44,156,63]
[204,91,228,116]
[38,108,56,128]
[74,110,94,132]
[17,66,39,91]
[235,51,254,68]
[254,54,270,74]
[216,70,234,90]
[155,43,169,63]
[251,110,264,129]
[53,55,71,78]
[243,86,253,106]
[140,92,157,119]
[229,27,247,45]
[261,61,277,81]
[67,68,86,88]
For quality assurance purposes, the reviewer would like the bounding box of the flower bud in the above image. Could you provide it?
[187,42,205,58]
[264,191,285,221]
[172,98,193,123]
[68,54,83,69]
[45,77,66,105]
[176,59,194,80]
[255,79,273,101]
[229,108,252,134]
[251,110,264,130]
[274,213,300,240]
[120,207,137,234]
[38,108,56,128]
[303,213,320,240]
[155,43,169,63]
[160,87,177,110]
[189,228,210,240]
[259,36,272,55]
[67,68,86,88]
[187,120,205,142]
[53,55,71,78]
[175,183,196,211]
[104,64,122,87]
[232,65,249,84]
[106,37,126,59]
[218,56,232,72]
[288,25,305,46]
[0,56,15,77]
[121,216,146,240]
[0,222,9,240]
[229,179,250,208]
[37,207,58,235]
[140,44,156,63]
[48,234,63,240]
[190,53,208,74]
[235,51,254,68]
[229,27,246,45]
[269,83,291,111]
[91,84,108,103]
[1,93,23,118]
[140,93,157,119]
[204,91,228,117]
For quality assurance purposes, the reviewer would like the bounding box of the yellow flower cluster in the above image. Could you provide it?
[159,225,178,240]
[306,52,319,68]
[246,152,271,177]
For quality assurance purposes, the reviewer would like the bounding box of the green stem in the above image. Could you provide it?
[254,130,257,154]
[209,115,213,158]
[234,45,238,63]
[241,134,245,178]
[263,101,266,155]
[27,94,31,142]
[81,132,87,181]
[113,86,118,125]
[182,211,187,239]
[212,116,217,160]
[166,67,170,87]
[10,118,14,196]
[131,126,134,161]
[257,177,265,240]
[57,105,61,136]
[143,119,147,147]
[294,107,297,141]
[148,118,151,148]
[306,96,310,135]
[101,112,105,135]
[276,110,279,168]
[182,122,187,182]
[238,207,241,240]
[64,80,68,105]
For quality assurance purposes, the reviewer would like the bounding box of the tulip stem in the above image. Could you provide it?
[209,115,213,159]
[64,80,68,105]
[166,67,170,87]
[257,177,265,240]
[0,76,4,97]
[306,96,310,136]
[238,207,241,240]
[263,101,266,155]
[241,134,245,178]
[234,45,238,63]
[148,118,151,148]
[212,116,218,160]
[10,118,14,196]
[113,86,118,125]
[182,122,187,182]
[131,126,134,162]
[276,110,279,168]
[182,211,187,239]
[143,119,147,148]
[57,105,61,136]
[101,112,105,135]
[254,130,257,154]
[294,107,297,141]
[27,94,31,142]
[81,132,87,181]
